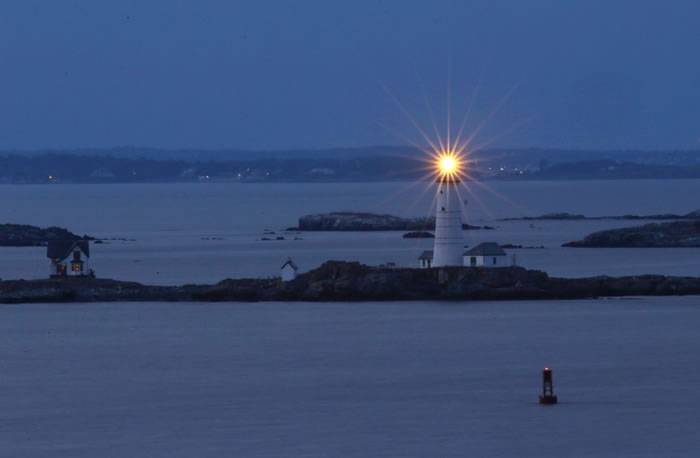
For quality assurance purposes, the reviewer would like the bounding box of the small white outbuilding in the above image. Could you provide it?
[463,242,508,268]
[280,258,298,281]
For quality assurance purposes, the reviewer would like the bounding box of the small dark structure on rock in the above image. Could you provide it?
[418,250,434,268]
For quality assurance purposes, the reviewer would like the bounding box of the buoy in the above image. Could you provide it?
[539,367,558,405]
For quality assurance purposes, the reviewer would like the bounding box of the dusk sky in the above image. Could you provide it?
[1,0,699,151]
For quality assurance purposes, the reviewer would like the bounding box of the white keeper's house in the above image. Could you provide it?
[418,242,508,268]
[47,240,92,277]
[463,242,508,267]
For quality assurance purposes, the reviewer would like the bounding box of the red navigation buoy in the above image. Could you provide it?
[539,367,558,405]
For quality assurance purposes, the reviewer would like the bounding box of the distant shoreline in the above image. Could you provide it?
[502,210,700,222]
[3,150,700,183]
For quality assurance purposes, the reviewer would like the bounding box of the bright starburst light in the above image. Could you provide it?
[436,151,461,180]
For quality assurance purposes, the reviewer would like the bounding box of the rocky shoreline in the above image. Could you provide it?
[565,220,700,247]
[502,210,700,221]
[2,261,700,304]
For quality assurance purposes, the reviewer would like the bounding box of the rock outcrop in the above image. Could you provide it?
[504,212,585,221]
[3,261,700,303]
[295,212,490,231]
[564,221,700,247]
[402,231,434,238]
[0,224,91,247]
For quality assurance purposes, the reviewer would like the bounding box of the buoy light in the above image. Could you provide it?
[539,367,558,405]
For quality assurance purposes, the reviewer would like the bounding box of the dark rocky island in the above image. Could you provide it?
[3,261,700,304]
[402,231,435,239]
[0,224,91,247]
[503,210,700,221]
[503,212,586,221]
[564,221,700,247]
[293,212,492,231]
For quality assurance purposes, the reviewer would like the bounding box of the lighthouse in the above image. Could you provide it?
[432,153,465,267]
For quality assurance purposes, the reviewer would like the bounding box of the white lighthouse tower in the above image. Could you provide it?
[432,154,465,267]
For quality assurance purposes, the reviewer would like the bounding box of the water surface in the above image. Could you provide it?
[2,297,699,457]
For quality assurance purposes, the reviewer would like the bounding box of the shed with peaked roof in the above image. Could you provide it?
[281,258,298,281]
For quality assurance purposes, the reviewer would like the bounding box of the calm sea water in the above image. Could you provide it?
[2,180,700,457]
[0,180,699,283]
[2,297,700,457]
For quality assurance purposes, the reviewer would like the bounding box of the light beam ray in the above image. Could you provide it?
[446,55,452,153]
[463,83,520,150]
[454,70,484,150]
[413,65,446,153]
[467,115,534,152]
[379,82,442,153]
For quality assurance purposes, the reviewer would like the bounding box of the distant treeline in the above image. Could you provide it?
[1,151,700,183]
[0,153,429,183]
[514,159,700,180]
